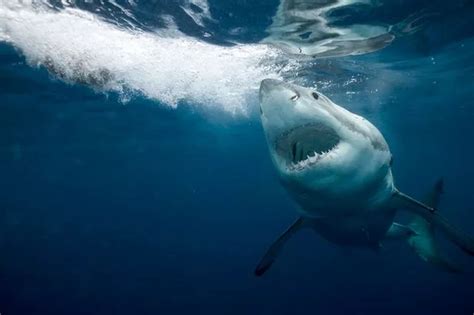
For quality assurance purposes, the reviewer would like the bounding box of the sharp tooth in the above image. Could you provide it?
[292,142,297,163]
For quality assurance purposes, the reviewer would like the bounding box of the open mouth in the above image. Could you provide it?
[275,123,340,170]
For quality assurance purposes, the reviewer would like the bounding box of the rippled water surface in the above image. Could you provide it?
[0,1,473,314]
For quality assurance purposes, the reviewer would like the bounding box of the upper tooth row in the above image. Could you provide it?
[292,150,325,168]
[289,144,339,170]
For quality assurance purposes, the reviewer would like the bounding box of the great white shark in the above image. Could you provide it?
[255,78,474,276]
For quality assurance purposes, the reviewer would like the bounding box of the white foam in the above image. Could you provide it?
[0,2,289,114]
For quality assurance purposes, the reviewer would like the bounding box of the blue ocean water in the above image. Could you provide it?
[0,0,473,314]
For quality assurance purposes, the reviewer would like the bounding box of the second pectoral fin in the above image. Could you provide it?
[255,217,307,277]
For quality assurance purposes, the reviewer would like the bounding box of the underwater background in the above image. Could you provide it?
[0,0,473,314]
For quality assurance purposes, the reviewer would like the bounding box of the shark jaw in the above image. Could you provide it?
[258,78,394,215]
[275,122,341,172]
[259,78,350,177]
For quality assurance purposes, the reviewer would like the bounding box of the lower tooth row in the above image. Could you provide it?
[290,146,338,170]
[292,152,320,168]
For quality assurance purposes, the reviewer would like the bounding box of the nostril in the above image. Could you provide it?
[290,94,299,101]
[312,92,319,100]
[260,106,263,115]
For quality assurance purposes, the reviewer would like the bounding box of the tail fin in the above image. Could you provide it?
[255,217,306,276]
[406,179,462,272]
[394,181,474,269]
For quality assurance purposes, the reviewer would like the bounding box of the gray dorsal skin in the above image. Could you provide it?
[256,79,474,276]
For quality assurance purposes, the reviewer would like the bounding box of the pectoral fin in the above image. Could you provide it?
[392,180,474,258]
[407,180,463,272]
[255,217,307,277]
[407,219,462,273]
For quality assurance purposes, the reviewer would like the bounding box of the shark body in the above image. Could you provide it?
[255,79,474,276]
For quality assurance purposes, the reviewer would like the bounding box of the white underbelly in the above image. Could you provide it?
[289,173,395,218]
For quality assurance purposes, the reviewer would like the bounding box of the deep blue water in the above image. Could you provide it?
[0,1,473,314]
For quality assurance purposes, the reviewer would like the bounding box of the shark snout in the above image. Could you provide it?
[260,78,284,93]
[261,78,288,96]
[259,79,288,111]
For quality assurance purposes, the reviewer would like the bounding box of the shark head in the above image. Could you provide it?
[259,79,394,215]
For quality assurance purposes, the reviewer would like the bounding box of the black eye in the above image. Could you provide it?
[312,92,319,100]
